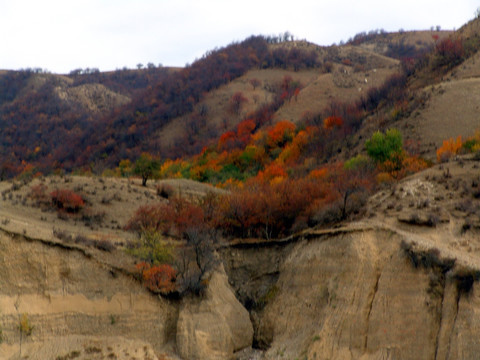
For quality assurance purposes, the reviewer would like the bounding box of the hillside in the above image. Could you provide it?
[0,33,412,174]
[0,28,466,175]
[0,67,172,177]
[385,18,480,160]
[350,29,453,59]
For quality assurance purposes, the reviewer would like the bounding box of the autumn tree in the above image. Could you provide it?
[336,159,375,219]
[136,262,176,294]
[323,116,343,130]
[118,159,132,177]
[436,136,463,162]
[134,153,160,186]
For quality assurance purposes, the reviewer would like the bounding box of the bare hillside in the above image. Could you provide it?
[393,40,480,159]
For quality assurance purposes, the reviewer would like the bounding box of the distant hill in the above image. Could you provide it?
[348,29,453,59]
[1,23,480,177]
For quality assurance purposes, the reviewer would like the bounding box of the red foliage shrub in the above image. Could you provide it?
[218,131,237,151]
[136,262,176,294]
[434,36,464,68]
[323,116,343,130]
[126,198,206,238]
[237,119,256,136]
[170,198,206,236]
[50,189,85,213]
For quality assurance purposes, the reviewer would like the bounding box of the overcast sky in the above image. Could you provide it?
[0,0,478,74]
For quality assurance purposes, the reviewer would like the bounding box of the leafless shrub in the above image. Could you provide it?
[443,168,451,178]
[312,200,343,225]
[156,184,174,199]
[461,221,472,234]
[175,228,219,296]
[398,212,439,227]
[101,196,112,205]
[401,241,455,270]
[81,208,106,226]
[455,200,474,214]
[53,228,73,242]
[73,184,84,192]
[74,234,91,246]
[93,239,115,252]
[417,198,430,209]
[57,212,69,221]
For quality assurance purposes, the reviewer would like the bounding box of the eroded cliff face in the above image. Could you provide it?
[0,231,178,359]
[0,230,254,360]
[2,212,480,359]
[223,227,480,360]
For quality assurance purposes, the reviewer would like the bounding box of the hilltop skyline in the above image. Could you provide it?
[0,0,478,73]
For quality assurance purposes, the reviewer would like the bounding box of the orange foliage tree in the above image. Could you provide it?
[256,163,288,183]
[266,120,295,148]
[323,116,343,130]
[437,136,462,162]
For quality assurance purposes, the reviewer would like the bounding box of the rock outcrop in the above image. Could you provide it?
[176,265,254,360]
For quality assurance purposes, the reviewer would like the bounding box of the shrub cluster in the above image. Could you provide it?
[50,189,85,213]
[126,195,220,295]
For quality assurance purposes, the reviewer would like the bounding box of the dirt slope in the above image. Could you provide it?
[396,76,480,159]
[392,21,480,160]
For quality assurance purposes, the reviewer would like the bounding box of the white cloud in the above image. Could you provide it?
[0,0,478,73]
